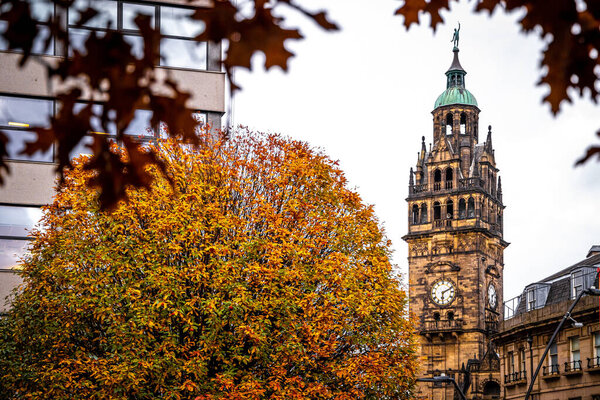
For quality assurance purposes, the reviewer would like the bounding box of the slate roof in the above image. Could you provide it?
[509,251,600,318]
[541,252,600,283]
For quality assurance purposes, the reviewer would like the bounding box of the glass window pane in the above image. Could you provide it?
[571,337,579,351]
[72,102,116,135]
[123,34,144,59]
[123,2,156,31]
[31,1,54,22]
[193,112,207,135]
[160,7,205,38]
[160,38,206,70]
[0,20,7,50]
[159,112,206,138]
[2,130,53,162]
[68,27,91,55]
[0,20,53,55]
[0,96,53,128]
[33,24,54,55]
[69,134,94,160]
[0,239,29,269]
[0,206,43,237]
[124,109,154,137]
[69,0,117,29]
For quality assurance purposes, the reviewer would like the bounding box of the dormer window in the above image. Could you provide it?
[571,267,597,299]
[525,283,550,311]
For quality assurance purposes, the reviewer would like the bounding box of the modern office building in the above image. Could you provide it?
[497,246,600,400]
[404,43,507,399]
[0,0,225,312]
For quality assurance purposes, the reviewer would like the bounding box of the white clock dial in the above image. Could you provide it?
[431,279,456,306]
[488,284,497,309]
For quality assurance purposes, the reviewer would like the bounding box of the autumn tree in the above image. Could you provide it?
[0,130,417,399]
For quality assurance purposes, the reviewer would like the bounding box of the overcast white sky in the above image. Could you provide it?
[231,0,600,300]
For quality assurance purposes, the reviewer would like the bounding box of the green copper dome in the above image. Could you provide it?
[433,48,478,109]
[434,87,478,108]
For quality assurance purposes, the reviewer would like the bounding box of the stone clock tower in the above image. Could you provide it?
[404,46,508,400]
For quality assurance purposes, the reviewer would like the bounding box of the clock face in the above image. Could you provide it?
[488,284,497,309]
[431,279,456,306]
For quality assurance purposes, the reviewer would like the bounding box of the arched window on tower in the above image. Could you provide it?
[420,203,428,224]
[467,197,475,218]
[446,200,454,219]
[412,204,419,224]
[434,169,442,191]
[433,202,441,220]
[445,168,453,189]
[458,198,466,218]
[460,112,467,135]
[446,113,453,135]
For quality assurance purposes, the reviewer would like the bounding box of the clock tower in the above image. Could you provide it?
[404,45,508,400]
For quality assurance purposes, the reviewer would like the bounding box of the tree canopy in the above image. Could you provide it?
[0,131,416,399]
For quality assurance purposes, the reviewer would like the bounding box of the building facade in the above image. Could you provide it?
[497,247,600,400]
[0,0,225,312]
[404,46,508,400]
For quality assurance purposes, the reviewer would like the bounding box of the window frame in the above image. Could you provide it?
[549,341,558,372]
[0,94,56,163]
[507,351,515,374]
[520,348,526,373]
[67,0,209,71]
[0,204,43,270]
[0,2,56,56]
[570,336,580,363]
[594,332,600,359]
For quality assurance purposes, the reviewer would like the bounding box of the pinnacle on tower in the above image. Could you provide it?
[485,125,493,152]
[497,177,503,201]
[409,167,414,186]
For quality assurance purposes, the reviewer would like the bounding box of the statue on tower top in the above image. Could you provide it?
[451,22,460,51]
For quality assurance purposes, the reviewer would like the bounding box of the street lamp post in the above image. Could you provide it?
[524,287,600,400]
[417,376,467,400]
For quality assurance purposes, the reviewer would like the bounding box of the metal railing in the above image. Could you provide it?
[504,295,522,319]
[587,356,600,369]
[504,370,527,384]
[564,360,582,373]
[542,364,560,376]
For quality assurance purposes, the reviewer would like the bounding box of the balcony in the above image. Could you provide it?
[563,360,583,376]
[504,370,527,386]
[541,364,560,380]
[587,357,600,373]
[459,177,484,190]
[419,319,464,335]
[408,177,500,201]
[433,219,453,228]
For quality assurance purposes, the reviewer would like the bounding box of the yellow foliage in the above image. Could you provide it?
[0,130,416,399]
